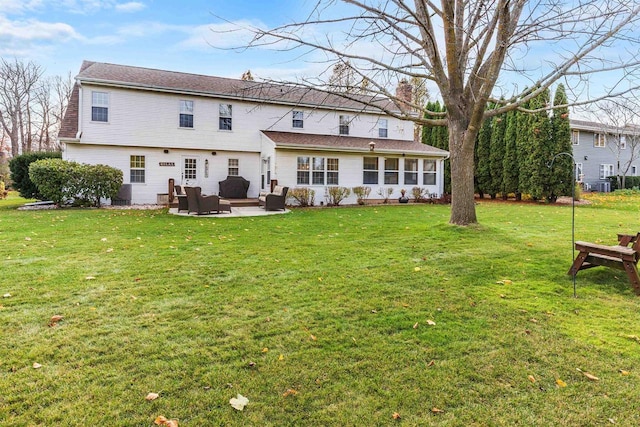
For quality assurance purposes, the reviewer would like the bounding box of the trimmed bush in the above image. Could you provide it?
[411,186,429,202]
[352,186,371,205]
[287,187,315,207]
[325,186,350,206]
[29,159,122,207]
[9,151,61,199]
[78,164,123,207]
[608,176,640,191]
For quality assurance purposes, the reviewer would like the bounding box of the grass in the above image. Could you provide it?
[1,192,640,426]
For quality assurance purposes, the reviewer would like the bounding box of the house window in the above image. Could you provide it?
[179,100,194,128]
[423,159,437,185]
[363,157,378,184]
[292,111,304,128]
[130,155,145,183]
[620,135,627,149]
[312,157,325,185]
[228,159,239,176]
[219,104,232,130]
[575,163,583,181]
[184,158,197,180]
[594,133,606,147]
[384,158,399,184]
[571,130,579,145]
[599,164,614,179]
[632,166,637,176]
[297,156,310,184]
[378,119,388,138]
[327,158,339,185]
[404,159,418,185]
[91,91,109,122]
[339,115,350,135]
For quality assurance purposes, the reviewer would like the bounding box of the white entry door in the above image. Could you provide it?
[182,157,199,187]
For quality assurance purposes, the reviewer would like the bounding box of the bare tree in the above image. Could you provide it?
[593,100,640,189]
[224,0,640,225]
[0,58,44,156]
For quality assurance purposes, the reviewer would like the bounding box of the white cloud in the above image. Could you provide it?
[0,0,42,14]
[115,2,145,13]
[0,16,79,42]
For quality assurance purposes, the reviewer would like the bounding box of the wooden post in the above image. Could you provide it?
[168,178,175,203]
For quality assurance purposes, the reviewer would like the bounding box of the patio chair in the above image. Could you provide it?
[174,185,188,212]
[185,186,231,215]
[258,185,289,211]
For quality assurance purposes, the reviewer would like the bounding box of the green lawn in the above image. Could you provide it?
[1,193,640,426]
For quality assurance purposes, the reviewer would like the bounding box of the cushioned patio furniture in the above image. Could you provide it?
[258,185,289,211]
[219,176,250,199]
[185,186,232,215]
[174,185,188,212]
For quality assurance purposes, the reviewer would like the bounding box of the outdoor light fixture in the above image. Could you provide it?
[211,151,217,156]
[163,149,169,154]
[584,155,588,161]
[369,141,375,151]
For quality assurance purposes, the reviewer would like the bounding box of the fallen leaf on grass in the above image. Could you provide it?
[431,407,445,414]
[24,237,31,241]
[32,362,42,369]
[146,392,160,401]
[392,412,401,420]
[528,375,536,383]
[556,379,567,388]
[310,334,317,341]
[154,415,178,426]
[414,267,421,272]
[278,354,284,361]
[619,369,630,376]
[402,303,410,307]
[427,360,435,367]
[229,394,249,410]
[496,279,513,285]
[48,315,63,327]
[261,347,269,353]
[413,322,419,329]
[282,389,298,397]
[426,320,436,326]
[577,368,599,381]
[3,293,11,298]
[85,276,95,280]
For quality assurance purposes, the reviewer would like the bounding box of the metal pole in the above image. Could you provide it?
[549,152,577,297]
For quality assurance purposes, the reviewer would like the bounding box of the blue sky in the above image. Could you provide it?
[0,0,321,79]
[1,0,637,119]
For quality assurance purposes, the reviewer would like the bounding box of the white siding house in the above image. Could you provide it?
[59,61,449,205]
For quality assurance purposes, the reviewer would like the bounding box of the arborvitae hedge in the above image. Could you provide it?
[8,151,62,199]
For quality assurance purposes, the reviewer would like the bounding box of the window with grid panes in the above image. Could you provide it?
[130,155,145,183]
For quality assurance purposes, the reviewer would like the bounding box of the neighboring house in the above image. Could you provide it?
[58,61,449,205]
[570,119,640,191]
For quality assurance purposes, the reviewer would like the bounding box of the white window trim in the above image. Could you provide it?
[91,91,109,123]
[130,155,145,184]
[219,104,233,131]
[594,133,606,148]
[384,157,399,185]
[339,115,350,135]
[228,158,239,176]
[571,130,579,145]
[179,100,194,129]
[292,111,304,129]
[599,163,614,179]
[423,159,437,186]
[363,157,379,185]
[378,118,388,138]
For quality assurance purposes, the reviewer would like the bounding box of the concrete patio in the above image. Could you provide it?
[168,206,290,218]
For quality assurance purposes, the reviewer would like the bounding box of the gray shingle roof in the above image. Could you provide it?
[262,131,448,157]
[77,61,395,112]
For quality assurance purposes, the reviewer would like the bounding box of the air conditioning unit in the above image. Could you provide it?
[598,181,611,193]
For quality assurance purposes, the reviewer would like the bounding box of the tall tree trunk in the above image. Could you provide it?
[449,118,478,225]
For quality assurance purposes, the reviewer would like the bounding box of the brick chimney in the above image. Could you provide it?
[395,79,413,110]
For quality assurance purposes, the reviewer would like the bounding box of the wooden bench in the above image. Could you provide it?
[568,232,640,295]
